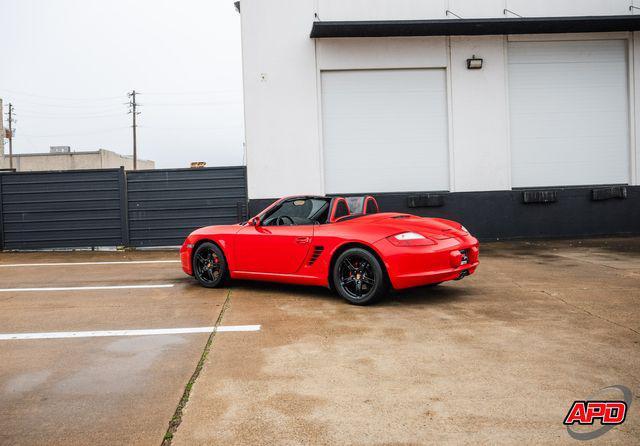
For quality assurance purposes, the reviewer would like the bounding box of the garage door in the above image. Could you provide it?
[508,40,630,188]
[321,69,449,194]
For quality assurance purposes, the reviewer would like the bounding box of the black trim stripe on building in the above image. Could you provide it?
[310,15,640,38]
[248,186,640,242]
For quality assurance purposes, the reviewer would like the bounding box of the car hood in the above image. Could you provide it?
[352,213,468,240]
[189,224,243,237]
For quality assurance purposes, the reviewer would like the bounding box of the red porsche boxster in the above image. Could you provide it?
[180,195,479,305]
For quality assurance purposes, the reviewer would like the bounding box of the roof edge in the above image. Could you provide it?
[310,15,640,38]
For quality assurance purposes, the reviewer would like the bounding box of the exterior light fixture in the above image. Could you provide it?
[466,55,483,69]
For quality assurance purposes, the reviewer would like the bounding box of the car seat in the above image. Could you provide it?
[345,196,379,215]
[329,197,351,222]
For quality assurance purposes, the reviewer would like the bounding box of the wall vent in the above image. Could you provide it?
[522,190,557,204]
[592,186,627,201]
[408,194,445,208]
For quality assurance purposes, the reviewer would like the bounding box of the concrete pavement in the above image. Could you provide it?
[0,251,227,446]
[173,238,640,445]
[0,238,638,445]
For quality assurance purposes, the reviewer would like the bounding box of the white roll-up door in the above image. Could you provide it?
[508,40,630,187]
[321,69,449,194]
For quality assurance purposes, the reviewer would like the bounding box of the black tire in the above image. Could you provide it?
[193,242,228,288]
[332,248,388,305]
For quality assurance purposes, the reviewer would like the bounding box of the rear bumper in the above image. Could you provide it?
[375,236,479,290]
[391,262,478,289]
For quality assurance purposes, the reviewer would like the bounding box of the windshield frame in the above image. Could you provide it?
[260,196,332,226]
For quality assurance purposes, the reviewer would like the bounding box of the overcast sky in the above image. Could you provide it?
[0,0,244,168]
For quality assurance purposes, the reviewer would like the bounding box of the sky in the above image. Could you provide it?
[0,0,245,168]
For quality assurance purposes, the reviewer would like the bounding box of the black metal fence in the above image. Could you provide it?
[0,166,248,250]
[127,167,247,247]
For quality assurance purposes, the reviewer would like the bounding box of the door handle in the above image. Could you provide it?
[295,237,311,244]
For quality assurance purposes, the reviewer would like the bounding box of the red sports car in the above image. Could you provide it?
[180,195,479,305]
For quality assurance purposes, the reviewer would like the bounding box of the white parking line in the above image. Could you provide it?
[0,260,180,268]
[0,284,175,292]
[0,325,262,340]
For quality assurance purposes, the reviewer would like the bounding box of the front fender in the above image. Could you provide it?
[180,225,241,275]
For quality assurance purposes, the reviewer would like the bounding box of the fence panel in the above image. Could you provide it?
[126,166,247,247]
[0,169,123,249]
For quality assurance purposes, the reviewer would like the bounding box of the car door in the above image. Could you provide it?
[233,224,314,274]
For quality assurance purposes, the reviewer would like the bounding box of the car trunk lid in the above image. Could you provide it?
[367,213,466,240]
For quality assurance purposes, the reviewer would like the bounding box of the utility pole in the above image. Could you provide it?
[127,90,140,170]
[6,103,15,170]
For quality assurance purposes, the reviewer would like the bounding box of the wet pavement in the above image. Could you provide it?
[1,238,639,445]
[0,252,228,446]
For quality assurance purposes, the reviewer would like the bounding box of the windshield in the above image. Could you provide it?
[262,198,331,226]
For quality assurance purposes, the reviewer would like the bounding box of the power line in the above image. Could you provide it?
[128,90,140,170]
[19,127,129,138]
[14,102,127,116]
[0,89,123,102]
[142,125,242,131]
[5,103,16,169]
[18,112,127,119]
[142,100,239,106]
[142,89,241,96]
[7,100,124,110]
[2,89,242,158]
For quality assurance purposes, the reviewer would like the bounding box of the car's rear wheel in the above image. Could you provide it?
[333,248,388,305]
[193,242,227,288]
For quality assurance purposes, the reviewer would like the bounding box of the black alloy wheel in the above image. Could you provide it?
[193,242,227,288]
[333,247,387,305]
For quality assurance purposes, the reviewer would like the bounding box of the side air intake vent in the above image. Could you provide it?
[307,246,324,266]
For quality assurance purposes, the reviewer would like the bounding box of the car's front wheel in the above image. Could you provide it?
[193,242,227,288]
[333,248,388,305]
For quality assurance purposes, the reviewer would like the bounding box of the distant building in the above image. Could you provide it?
[0,146,154,171]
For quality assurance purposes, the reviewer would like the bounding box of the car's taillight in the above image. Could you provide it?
[470,246,479,262]
[386,232,436,247]
[450,250,462,267]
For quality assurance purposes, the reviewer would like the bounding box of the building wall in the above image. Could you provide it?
[241,0,640,200]
[99,149,155,170]
[0,99,4,158]
[241,0,322,199]
[317,0,633,20]
[449,36,511,191]
[0,149,154,172]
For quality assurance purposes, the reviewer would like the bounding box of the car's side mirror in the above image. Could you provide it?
[249,216,261,226]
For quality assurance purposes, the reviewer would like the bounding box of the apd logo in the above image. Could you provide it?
[563,385,633,440]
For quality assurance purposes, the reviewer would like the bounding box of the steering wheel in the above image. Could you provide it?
[276,216,294,226]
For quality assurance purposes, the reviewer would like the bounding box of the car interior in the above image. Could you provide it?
[260,196,379,226]
[330,198,350,222]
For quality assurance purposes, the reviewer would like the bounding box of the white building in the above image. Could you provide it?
[238,0,640,239]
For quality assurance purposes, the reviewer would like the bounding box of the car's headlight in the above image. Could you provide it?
[460,225,469,234]
[386,232,436,247]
